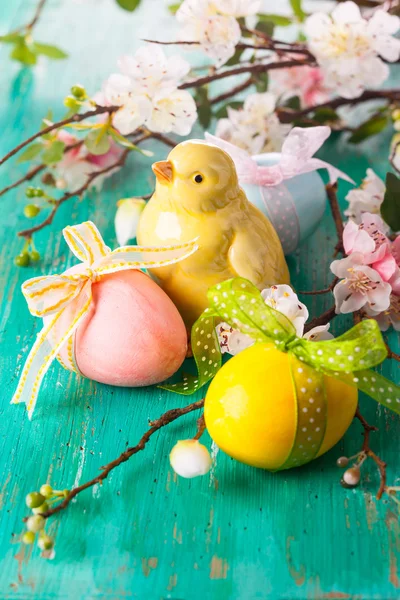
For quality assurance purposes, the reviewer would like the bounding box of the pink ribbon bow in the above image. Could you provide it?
[205,126,354,186]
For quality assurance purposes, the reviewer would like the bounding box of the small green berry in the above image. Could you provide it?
[71,84,86,99]
[22,531,35,545]
[336,456,349,468]
[30,250,41,262]
[32,502,49,515]
[38,534,54,551]
[25,186,36,198]
[33,187,44,197]
[26,515,45,533]
[24,204,40,218]
[64,95,79,110]
[40,484,53,498]
[15,252,31,267]
[26,492,45,509]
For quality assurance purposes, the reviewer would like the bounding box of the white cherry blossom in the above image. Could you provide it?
[216,284,333,356]
[147,89,197,135]
[118,46,190,97]
[215,92,289,154]
[344,169,386,225]
[305,2,400,98]
[100,46,197,136]
[102,74,151,135]
[176,0,241,67]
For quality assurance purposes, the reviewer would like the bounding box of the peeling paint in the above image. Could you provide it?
[210,555,229,580]
[286,536,306,587]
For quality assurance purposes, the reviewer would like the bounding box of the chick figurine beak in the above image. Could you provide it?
[137,140,290,327]
[152,160,173,184]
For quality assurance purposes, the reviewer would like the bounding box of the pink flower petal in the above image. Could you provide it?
[372,253,397,282]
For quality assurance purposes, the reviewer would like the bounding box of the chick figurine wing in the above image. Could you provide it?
[136,140,290,326]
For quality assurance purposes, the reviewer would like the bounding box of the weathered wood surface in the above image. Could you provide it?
[0,1,399,598]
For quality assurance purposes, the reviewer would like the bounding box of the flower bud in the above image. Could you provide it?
[24,204,40,218]
[40,484,53,498]
[33,502,49,515]
[38,534,54,551]
[169,440,212,479]
[341,466,361,488]
[26,515,45,532]
[26,492,45,508]
[22,531,35,545]
[336,456,349,468]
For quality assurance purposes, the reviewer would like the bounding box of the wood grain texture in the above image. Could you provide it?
[0,1,399,599]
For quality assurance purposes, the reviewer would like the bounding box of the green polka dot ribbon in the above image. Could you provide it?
[161,277,400,469]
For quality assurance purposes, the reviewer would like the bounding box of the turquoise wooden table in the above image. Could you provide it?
[0,1,399,598]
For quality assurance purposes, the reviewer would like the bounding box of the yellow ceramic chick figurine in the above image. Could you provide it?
[136,140,290,326]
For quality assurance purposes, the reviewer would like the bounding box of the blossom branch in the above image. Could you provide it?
[179,59,314,90]
[209,76,254,105]
[326,183,345,254]
[26,0,47,30]
[18,148,131,239]
[298,278,339,296]
[0,105,118,167]
[0,164,45,198]
[34,399,205,521]
[277,89,400,123]
[355,408,387,500]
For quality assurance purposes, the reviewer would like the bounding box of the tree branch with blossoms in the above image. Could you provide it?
[3,0,400,557]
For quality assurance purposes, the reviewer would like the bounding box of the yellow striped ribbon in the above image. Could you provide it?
[12,221,198,419]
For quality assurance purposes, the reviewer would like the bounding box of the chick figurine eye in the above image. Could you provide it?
[194,173,203,184]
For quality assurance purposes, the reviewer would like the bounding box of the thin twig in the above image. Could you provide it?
[298,278,339,296]
[209,76,254,105]
[303,306,337,333]
[0,164,45,198]
[148,131,176,147]
[384,340,400,362]
[27,0,47,30]
[36,399,204,520]
[355,408,387,500]
[326,183,345,254]
[179,59,313,90]
[0,105,118,167]
[0,141,83,199]
[18,148,130,238]
[193,414,206,440]
[277,89,400,123]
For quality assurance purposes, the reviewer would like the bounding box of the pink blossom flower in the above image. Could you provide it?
[270,65,330,108]
[366,294,400,331]
[342,213,396,281]
[51,130,124,192]
[331,253,391,314]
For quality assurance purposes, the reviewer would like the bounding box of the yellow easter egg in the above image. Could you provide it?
[204,343,358,471]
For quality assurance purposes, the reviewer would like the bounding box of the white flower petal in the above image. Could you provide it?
[148,89,197,135]
[303,324,334,342]
[214,0,261,18]
[332,1,362,25]
[114,198,146,246]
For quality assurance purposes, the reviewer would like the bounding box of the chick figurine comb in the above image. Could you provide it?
[137,140,290,326]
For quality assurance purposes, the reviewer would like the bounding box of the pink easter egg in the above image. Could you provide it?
[73,270,187,387]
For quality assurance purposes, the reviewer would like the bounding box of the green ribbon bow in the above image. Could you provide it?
[162,278,400,470]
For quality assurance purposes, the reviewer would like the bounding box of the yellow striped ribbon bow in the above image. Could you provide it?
[12,221,198,419]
